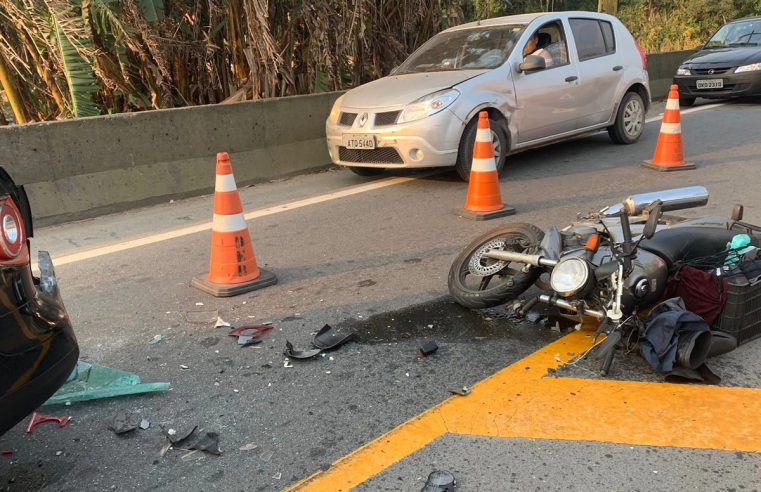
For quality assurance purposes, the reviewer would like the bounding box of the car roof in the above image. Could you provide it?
[442,11,616,33]
[730,15,761,23]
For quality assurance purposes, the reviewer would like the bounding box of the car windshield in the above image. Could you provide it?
[705,19,761,48]
[395,25,524,74]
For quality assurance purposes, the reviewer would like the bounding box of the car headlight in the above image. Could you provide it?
[550,257,592,298]
[328,94,345,124]
[735,62,761,73]
[676,67,691,76]
[398,89,460,124]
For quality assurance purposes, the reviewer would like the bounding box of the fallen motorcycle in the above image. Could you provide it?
[448,186,761,375]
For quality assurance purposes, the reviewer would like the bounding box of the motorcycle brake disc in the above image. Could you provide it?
[468,239,509,276]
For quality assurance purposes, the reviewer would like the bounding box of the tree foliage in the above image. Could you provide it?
[0,0,758,122]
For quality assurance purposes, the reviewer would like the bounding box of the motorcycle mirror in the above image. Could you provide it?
[642,201,663,240]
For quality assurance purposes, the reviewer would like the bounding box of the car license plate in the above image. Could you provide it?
[696,79,723,89]
[342,134,375,150]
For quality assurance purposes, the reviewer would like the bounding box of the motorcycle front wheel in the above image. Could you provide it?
[448,224,544,309]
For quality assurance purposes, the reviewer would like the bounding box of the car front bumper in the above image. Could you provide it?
[325,107,464,169]
[674,70,761,99]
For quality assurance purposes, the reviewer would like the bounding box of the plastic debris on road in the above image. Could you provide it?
[140,419,151,430]
[149,335,166,345]
[108,411,138,435]
[26,412,71,434]
[421,470,456,491]
[283,340,321,359]
[449,386,471,396]
[214,317,231,328]
[1,450,13,458]
[239,443,258,451]
[44,362,170,406]
[418,340,439,357]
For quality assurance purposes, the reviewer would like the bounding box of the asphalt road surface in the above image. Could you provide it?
[2,98,761,491]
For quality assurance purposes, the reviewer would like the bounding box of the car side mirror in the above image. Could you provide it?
[642,201,663,240]
[519,55,546,73]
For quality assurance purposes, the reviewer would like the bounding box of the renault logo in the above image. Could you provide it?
[357,113,368,127]
[708,69,715,74]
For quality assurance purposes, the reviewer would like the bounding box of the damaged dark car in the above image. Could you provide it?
[673,16,761,106]
[0,167,78,437]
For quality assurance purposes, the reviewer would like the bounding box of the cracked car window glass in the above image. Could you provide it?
[395,25,524,74]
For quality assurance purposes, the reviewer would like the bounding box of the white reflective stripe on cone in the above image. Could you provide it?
[476,127,492,143]
[665,99,680,111]
[660,122,682,134]
[215,174,238,193]
[212,213,248,233]
[471,157,497,173]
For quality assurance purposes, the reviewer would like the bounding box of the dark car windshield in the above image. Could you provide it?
[395,25,524,74]
[705,19,761,48]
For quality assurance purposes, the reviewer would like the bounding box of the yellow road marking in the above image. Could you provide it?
[289,329,761,491]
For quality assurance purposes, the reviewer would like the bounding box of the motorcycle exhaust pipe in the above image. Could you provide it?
[482,251,558,267]
[538,294,606,320]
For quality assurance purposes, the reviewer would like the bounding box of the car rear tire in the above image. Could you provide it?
[348,167,385,177]
[608,91,645,144]
[455,115,508,182]
[679,96,696,107]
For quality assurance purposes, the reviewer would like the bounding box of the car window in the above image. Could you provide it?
[521,21,570,70]
[395,25,525,74]
[600,21,616,53]
[570,18,608,61]
[705,19,761,48]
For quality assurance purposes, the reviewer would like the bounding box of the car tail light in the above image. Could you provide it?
[635,42,648,70]
[0,198,25,260]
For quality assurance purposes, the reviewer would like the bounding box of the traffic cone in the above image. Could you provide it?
[455,111,515,220]
[643,84,695,172]
[191,152,277,297]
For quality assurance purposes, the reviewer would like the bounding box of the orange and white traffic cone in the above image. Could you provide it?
[191,152,277,297]
[643,84,695,172]
[455,111,515,220]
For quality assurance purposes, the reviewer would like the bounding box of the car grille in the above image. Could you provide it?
[374,111,400,126]
[692,67,732,75]
[338,147,404,164]
[339,112,357,126]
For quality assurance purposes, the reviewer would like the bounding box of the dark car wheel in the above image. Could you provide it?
[455,115,508,182]
[679,96,696,107]
[608,91,645,144]
[349,167,385,177]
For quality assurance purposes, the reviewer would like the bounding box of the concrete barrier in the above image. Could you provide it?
[0,51,692,226]
[0,92,342,226]
[647,50,694,100]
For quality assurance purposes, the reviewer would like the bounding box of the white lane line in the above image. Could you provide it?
[645,102,724,124]
[41,173,435,267]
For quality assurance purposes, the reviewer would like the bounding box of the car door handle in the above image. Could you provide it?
[613,65,623,71]
[564,76,578,82]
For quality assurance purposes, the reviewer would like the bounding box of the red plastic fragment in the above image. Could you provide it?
[25,412,71,434]
[1,450,14,458]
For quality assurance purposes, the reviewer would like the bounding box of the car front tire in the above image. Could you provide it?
[455,115,508,182]
[608,91,645,144]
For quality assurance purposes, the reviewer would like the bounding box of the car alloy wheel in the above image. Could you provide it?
[622,97,644,138]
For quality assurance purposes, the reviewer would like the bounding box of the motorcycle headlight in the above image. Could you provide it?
[550,258,591,298]
[735,62,761,73]
[398,89,460,124]
[328,94,345,124]
[676,67,691,76]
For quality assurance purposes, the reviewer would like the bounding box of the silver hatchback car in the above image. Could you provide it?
[326,11,650,180]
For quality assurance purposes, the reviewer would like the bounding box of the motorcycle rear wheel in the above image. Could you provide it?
[448,223,544,309]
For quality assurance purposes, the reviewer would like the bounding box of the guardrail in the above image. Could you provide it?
[0,51,692,226]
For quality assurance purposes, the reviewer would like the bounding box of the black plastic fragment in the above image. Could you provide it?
[418,340,439,357]
[168,425,198,445]
[284,340,322,359]
[190,431,222,456]
[312,324,358,350]
[108,412,138,435]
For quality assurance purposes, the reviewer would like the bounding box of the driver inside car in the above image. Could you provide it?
[522,32,555,68]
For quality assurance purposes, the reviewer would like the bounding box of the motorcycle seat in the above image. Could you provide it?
[639,226,759,269]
